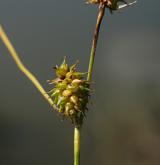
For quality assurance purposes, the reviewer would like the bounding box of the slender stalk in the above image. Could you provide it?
[74,126,81,165]
[0,25,58,110]
[73,4,106,165]
[87,3,106,81]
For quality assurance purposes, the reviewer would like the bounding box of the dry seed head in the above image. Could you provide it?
[48,58,90,126]
[86,0,137,13]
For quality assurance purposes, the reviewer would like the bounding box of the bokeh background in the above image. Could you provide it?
[0,0,160,165]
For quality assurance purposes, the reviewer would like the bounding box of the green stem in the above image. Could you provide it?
[74,126,81,165]
[0,25,58,111]
[87,3,106,81]
[73,4,106,165]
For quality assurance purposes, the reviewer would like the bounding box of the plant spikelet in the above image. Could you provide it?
[48,58,90,126]
[86,0,136,13]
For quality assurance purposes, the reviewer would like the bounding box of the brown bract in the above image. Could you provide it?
[86,0,129,12]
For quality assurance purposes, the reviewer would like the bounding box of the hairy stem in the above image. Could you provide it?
[0,25,58,110]
[74,126,81,165]
[87,3,106,81]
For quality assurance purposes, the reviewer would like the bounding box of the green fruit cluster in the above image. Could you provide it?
[48,58,90,125]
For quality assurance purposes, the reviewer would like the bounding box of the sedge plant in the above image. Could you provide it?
[0,0,136,165]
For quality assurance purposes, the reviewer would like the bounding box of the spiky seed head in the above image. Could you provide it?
[86,0,136,13]
[48,57,90,126]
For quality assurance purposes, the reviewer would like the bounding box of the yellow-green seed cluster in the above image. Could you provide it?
[48,58,89,125]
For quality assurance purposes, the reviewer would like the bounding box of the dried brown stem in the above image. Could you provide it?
[87,3,106,81]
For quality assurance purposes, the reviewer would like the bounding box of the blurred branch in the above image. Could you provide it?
[0,25,58,110]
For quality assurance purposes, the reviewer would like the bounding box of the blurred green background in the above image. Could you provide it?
[0,0,160,165]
